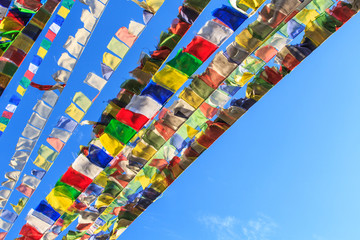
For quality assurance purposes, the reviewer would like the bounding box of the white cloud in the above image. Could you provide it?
[242,214,277,240]
[199,213,277,240]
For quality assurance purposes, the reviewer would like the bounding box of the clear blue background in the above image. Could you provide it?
[0,0,359,239]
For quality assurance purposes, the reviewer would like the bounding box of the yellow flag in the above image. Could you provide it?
[142,61,159,75]
[16,85,26,96]
[295,9,319,25]
[153,65,188,92]
[11,197,28,214]
[58,6,70,18]
[304,21,331,47]
[33,155,52,171]
[95,194,114,208]
[179,87,204,108]
[132,140,157,160]
[65,103,85,123]
[12,34,34,53]
[46,189,72,213]
[104,101,121,118]
[186,124,198,139]
[0,123,6,132]
[99,133,124,157]
[103,52,122,70]
[93,171,108,188]
[237,0,266,9]
[135,173,151,189]
[37,47,47,59]
[234,72,254,87]
[235,28,261,52]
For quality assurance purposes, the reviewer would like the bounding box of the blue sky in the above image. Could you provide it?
[0,0,359,239]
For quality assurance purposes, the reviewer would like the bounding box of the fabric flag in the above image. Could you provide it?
[33,100,52,118]
[101,62,114,80]
[295,8,319,25]
[81,0,106,18]
[107,37,129,58]
[35,200,61,221]
[5,171,20,181]
[0,209,17,223]
[128,20,145,36]
[33,155,53,171]
[84,72,106,91]
[60,167,92,191]
[99,133,124,157]
[197,20,233,46]
[10,159,26,171]
[11,197,28,214]
[16,183,35,197]
[75,28,91,45]
[126,95,162,119]
[57,52,77,71]
[255,45,278,62]
[0,199,5,208]
[5,104,17,113]
[38,144,58,161]
[19,223,42,240]
[77,211,99,230]
[80,9,97,31]
[49,128,71,142]
[56,116,77,132]
[41,91,58,107]
[22,174,41,189]
[115,27,137,47]
[28,112,46,129]
[0,0,11,20]
[46,182,81,212]
[25,209,53,233]
[15,137,35,151]
[266,33,292,51]
[31,169,46,179]
[64,36,83,58]
[46,137,65,152]
[0,219,11,231]
[21,124,41,140]
[72,154,103,179]
[88,144,113,168]
[73,92,92,112]
[52,70,71,83]
[65,103,85,123]
[1,179,16,189]
[143,10,153,24]
[131,0,165,13]
[153,65,188,92]
[0,232,6,239]
[102,52,121,70]
[12,151,30,162]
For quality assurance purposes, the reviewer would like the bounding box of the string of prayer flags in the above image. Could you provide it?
[0,0,76,137]
[0,1,111,232]
[0,0,63,95]
[104,4,360,237]
[80,0,317,236]
[58,3,252,237]
[31,0,225,236]
[10,0,172,236]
